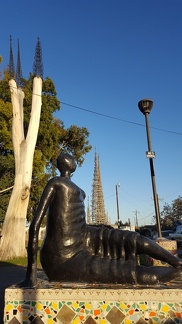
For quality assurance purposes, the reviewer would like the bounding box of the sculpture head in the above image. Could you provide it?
[56,153,77,177]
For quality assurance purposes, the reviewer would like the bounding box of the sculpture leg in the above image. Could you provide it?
[78,252,182,285]
[136,235,182,268]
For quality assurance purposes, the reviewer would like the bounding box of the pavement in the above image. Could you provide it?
[0,265,26,324]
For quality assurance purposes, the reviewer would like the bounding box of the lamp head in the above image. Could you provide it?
[138,99,153,115]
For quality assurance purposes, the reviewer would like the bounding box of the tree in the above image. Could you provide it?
[172,196,182,220]
[0,97,14,224]
[160,196,182,229]
[0,55,3,79]
[0,72,92,259]
[160,203,173,229]
[0,75,42,259]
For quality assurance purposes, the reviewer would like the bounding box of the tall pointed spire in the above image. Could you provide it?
[9,35,15,79]
[91,151,98,224]
[86,197,91,224]
[33,37,43,78]
[91,151,108,224]
[16,39,24,88]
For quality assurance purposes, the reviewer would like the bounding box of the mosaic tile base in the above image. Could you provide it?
[4,270,182,323]
[4,285,182,324]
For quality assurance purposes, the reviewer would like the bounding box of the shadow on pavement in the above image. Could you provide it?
[0,264,27,324]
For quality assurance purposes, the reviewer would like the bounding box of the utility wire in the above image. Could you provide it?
[61,101,144,127]
[61,101,182,136]
[7,85,182,136]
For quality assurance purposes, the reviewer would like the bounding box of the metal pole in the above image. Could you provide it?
[116,184,120,228]
[144,113,162,238]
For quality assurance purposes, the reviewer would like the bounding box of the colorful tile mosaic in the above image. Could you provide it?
[4,286,182,323]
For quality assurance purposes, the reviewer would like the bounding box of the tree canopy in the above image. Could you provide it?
[0,71,92,223]
[160,196,182,229]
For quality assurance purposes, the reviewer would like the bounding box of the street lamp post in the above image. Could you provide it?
[138,99,162,238]
[116,183,121,228]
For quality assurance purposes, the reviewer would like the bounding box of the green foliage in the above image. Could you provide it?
[160,196,182,229]
[0,70,11,102]
[60,125,92,166]
[0,72,92,223]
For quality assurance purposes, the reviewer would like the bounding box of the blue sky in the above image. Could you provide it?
[1,0,182,226]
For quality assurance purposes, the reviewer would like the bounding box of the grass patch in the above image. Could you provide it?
[0,257,28,267]
[0,241,42,267]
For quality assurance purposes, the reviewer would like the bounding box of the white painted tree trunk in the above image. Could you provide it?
[0,77,42,260]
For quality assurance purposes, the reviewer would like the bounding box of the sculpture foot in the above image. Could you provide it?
[136,266,182,285]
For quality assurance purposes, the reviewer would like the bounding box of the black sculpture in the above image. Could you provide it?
[23,153,182,288]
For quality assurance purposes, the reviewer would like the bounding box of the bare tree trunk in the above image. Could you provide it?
[0,77,42,260]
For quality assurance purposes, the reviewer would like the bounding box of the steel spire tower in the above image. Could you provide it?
[16,39,24,87]
[91,151,108,224]
[33,37,44,78]
[86,197,91,224]
[9,35,15,79]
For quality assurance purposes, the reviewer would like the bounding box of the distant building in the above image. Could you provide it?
[111,224,136,232]
[139,225,157,238]
[174,219,182,227]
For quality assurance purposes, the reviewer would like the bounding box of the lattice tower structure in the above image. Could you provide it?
[91,152,107,224]
[9,35,15,79]
[33,37,44,78]
[8,36,44,84]
[16,39,24,88]
[86,197,91,224]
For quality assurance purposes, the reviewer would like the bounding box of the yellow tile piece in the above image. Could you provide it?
[72,302,79,309]
[48,318,53,324]
[161,304,170,312]
[125,319,131,324]
[85,302,92,309]
[52,302,58,310]
[72,317,80,324]
[99,319,107,324]
[36,302,43,310]
[120,302,127,309]
[140,304,147,311]
[101,303,107,311]
[5,304,13,311]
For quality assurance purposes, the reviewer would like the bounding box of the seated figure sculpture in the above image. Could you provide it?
[23,153,182,288]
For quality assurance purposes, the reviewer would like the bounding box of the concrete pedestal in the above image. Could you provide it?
[4,271,182,324]
[153,239,177,267]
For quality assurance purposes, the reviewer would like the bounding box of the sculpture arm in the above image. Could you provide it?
[23,181,55,287]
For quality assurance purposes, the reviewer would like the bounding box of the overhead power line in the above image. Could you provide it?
[61,101,182,136]
[61,101,144,126]
[5,85,182,136]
